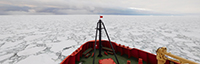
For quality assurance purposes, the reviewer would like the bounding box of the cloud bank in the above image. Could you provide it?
[0,0,200,15]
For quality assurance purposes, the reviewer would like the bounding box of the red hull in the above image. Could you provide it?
[60,40,179,64]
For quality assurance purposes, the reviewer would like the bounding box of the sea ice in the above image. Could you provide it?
[0,15,200,63]
[0,53,14,61]
[62,47,76,56]
[17,47,46,56]
[154,38,169,45]
[0,40,24,49]
[23,35,45,41]
[16,54,58,64]
[49,40,77,52]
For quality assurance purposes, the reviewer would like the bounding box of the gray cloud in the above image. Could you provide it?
[0,0,200,15]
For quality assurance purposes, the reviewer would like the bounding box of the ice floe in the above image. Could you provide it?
[0,53,14,61]
[154,38,169,45]
[16,54,58,64]
[1,40,24,49]
[49,40,77,52]
[17,47,46,56]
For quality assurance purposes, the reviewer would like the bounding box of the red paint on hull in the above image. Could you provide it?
[60,40,179,64]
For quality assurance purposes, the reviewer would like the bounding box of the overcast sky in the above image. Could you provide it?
[0,0,200,15]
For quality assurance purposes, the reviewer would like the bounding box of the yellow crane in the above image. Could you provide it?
[156,47,198,64]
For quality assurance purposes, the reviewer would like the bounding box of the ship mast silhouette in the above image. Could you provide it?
[93,16,119,64]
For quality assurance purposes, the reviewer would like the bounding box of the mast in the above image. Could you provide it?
[93,16,119,64]
[98,18,103,57]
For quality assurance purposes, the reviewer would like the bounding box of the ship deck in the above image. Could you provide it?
[75,49,147,64]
